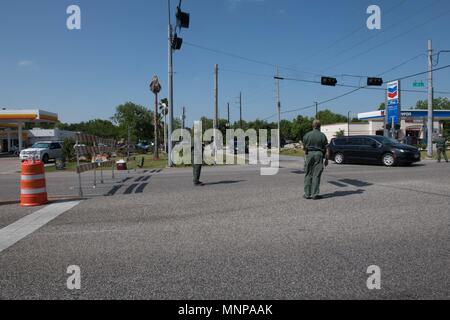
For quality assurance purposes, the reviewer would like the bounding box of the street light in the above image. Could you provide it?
[150,75,162,160]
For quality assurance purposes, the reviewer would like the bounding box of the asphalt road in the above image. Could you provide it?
[0,156,449,299]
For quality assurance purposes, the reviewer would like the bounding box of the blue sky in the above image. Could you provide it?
[1,0,450,125]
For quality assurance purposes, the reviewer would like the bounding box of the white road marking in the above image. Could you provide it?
[0,201,80,253]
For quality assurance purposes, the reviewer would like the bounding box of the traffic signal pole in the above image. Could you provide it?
[167,2,174,167]
[276,67,281,150]
[427,39,434,158]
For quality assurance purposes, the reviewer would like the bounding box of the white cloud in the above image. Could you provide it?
[17,60,33,67]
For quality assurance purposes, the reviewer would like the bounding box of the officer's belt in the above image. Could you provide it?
[306,147,324,152]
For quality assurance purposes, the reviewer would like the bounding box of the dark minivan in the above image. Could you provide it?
[328,136,421,167]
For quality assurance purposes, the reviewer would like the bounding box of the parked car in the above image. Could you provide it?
[19,141,63,163]
[328,136,421,167]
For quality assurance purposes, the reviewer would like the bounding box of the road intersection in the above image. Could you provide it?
[0,156,449,299]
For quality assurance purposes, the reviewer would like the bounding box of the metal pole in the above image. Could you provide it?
[276,67,281,150]
[214,64,219,159]
[315,102,318,119]
[182,106,186,130]
[127,126,130,158]
[153,91,159,160]
[384,88,389,137]
[164,113,168,153]
[427,39,434,158]
[348,111,351,136]
[239,92,243,129]
[75,137,83,197]
[227,103,230,126]
[167,3,174,167]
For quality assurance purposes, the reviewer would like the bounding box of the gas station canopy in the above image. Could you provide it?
[0,109,59,152]
[0,109,58,125]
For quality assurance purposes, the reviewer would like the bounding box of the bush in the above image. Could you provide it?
[62,138,76,161]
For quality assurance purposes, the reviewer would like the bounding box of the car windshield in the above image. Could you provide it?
[373,137,399,145]
[31,143,50,148]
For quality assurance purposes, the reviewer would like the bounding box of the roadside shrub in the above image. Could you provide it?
[62,137,76,161]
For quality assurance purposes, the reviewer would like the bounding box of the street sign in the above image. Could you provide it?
[412,81,425,88]
[387,80,401,126]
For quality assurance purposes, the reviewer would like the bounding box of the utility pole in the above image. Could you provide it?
[167,0,174,167]
[239,92,243,129]
[182,106,186,130]
[427,39,434,158]
[315,102,319,119]
[227,102,230,127]
[276,67,281,149]
[348,111,351,136]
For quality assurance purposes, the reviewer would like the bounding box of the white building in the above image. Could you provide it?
[321,109,449,144]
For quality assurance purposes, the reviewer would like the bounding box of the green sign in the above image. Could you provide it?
[412,81,425,88]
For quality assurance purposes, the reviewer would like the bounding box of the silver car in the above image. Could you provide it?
[20,141,63,163]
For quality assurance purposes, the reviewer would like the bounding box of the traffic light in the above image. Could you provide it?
[321,77,337,87]
[176,7,190,29]
[171,33,183,50]
[367,77,383,86]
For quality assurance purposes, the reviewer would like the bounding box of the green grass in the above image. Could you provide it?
[280,149,305,157]
[45,153,167,173]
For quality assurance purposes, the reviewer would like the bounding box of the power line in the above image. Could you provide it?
[183,41,322,77]
[324,0,442,67]
[294,0,409,69]
[262,64,450,120]
[322,6,450,72]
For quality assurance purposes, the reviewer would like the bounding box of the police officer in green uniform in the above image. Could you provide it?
[303,120,329,200]
[434,133,448,163]
[192,141,204,186]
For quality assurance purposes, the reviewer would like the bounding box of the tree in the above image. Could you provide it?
[378,103,385,111]
[415,97,450,137]
[291,116,313,142]
[57,119,120,139]
[62,137,76,162]
[316,109,348,125]
[112,102,154,143]
[415,97,450,110]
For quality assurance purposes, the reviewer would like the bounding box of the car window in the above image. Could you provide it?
[333,138,347,146]
[348,138,364,146]
[32,143,50,148]
[363,138,377,146]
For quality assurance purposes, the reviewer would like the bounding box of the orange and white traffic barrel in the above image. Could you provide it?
[20,160,48,207]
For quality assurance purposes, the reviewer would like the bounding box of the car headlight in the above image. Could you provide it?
[397,149,406,153]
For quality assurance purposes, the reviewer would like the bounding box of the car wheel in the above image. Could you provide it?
[334,153,345,164]
[382,153,395,167]
[42,154,49,164]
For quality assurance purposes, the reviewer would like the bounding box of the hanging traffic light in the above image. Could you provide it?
[321,77,337,87]
[367,77,384,86]
[176,7,190,29]
[171,33,183,50]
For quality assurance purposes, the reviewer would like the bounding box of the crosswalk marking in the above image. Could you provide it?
[0,201,80,253]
